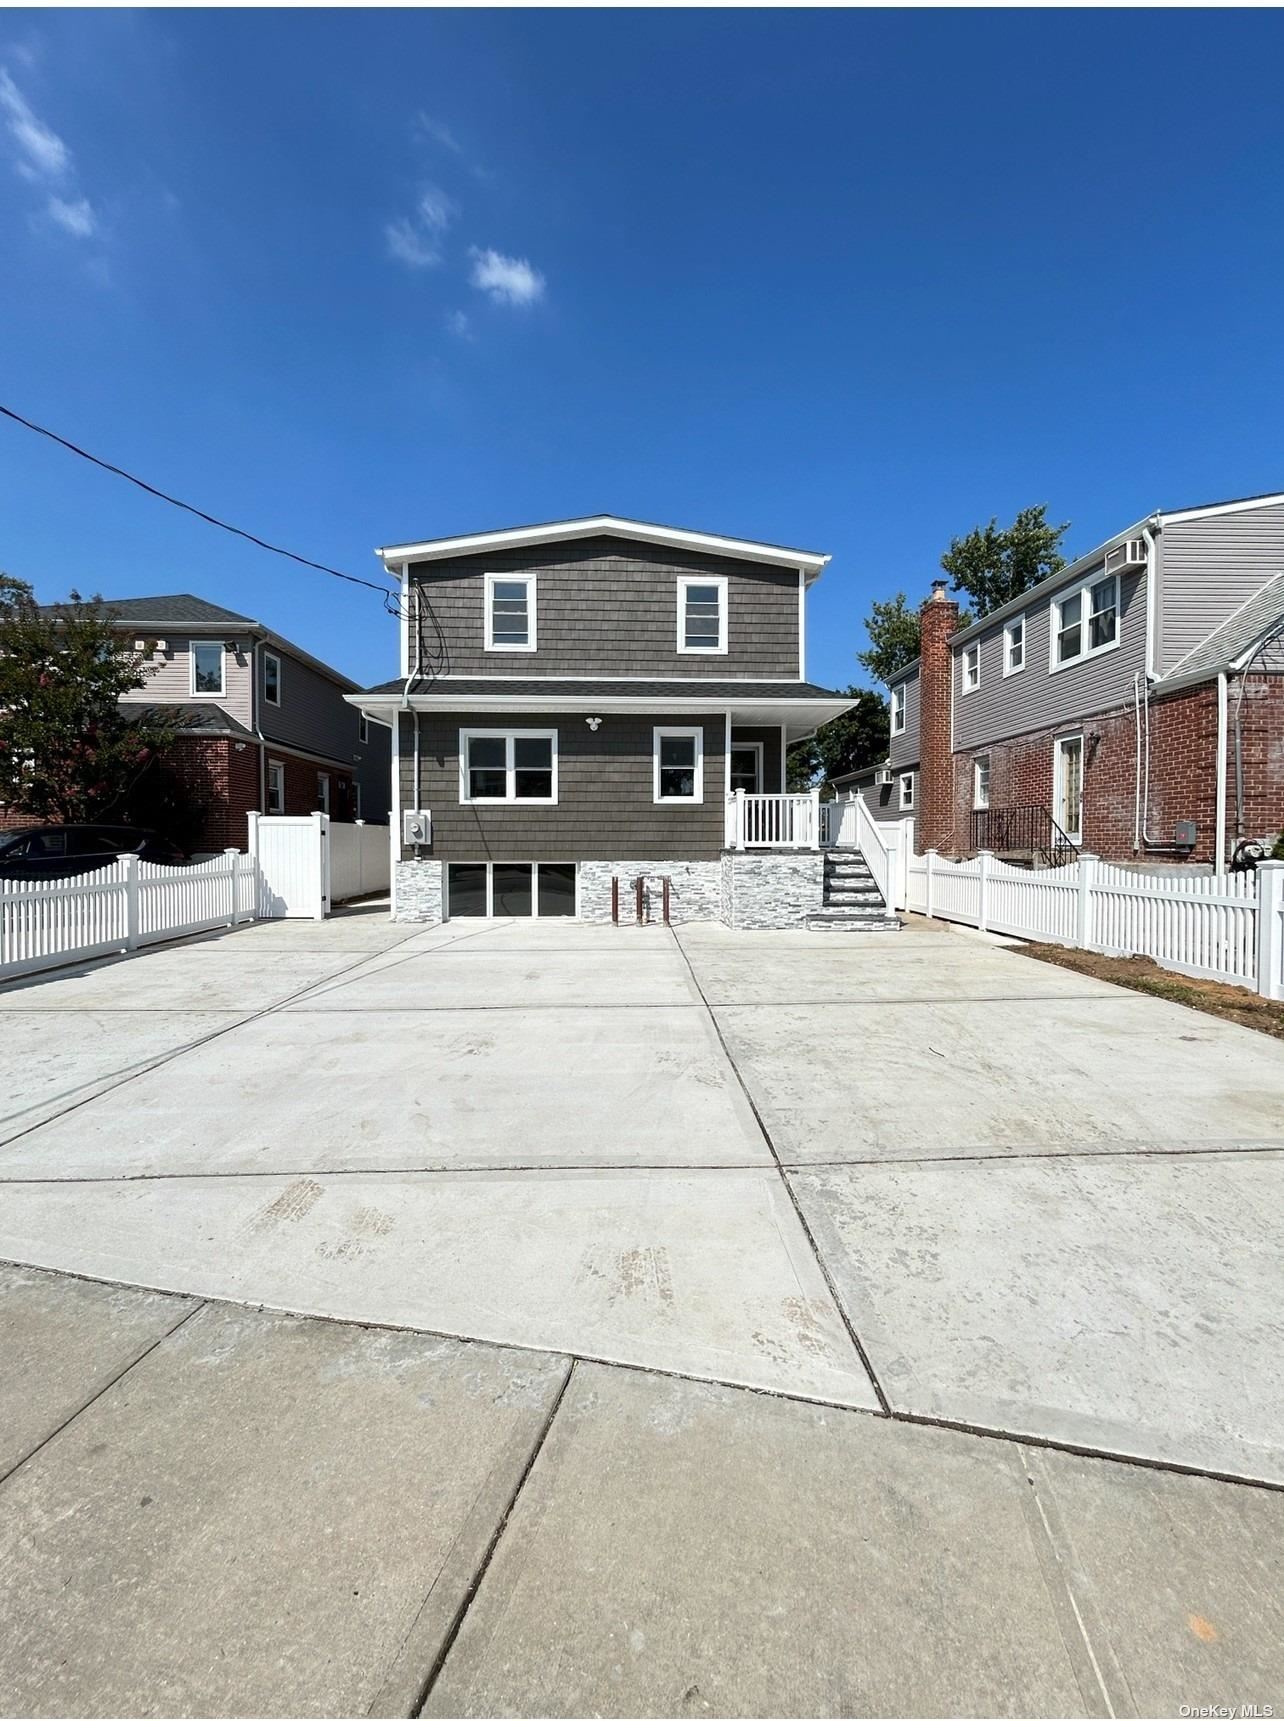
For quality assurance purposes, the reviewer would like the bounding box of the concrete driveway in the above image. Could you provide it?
[1,908,1282,1716]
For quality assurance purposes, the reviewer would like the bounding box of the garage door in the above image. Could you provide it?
[446,862,576,918]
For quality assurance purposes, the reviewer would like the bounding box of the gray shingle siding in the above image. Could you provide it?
[399,710,728,862]
[1157,502,1284,673]
[407,537,800,679]
[887,665,920,768]
[951,566,1147,748]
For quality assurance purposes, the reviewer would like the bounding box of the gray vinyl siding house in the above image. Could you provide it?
[350,516,855,926]
[831,662,920,823]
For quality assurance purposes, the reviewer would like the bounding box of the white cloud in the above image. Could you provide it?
[469,246,545,307]
[445,309,472,339]
[415,112,462,156]
[385,183,455,269]
[0,66,68,180]
[47,193,95,237]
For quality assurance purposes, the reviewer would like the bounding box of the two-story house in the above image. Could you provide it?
[29,595,392,854]
[839,491,1284,869]
[347,515,876,927]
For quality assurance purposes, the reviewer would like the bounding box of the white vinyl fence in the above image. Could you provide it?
[905,847,1284,1000]
[0,850,257,980]
[329,820,391,902]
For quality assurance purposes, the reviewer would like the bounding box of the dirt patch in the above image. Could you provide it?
[1010,944,1284,1040]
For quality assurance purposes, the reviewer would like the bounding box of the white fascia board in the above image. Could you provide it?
[346,691,857,725]
[1161,492,1284,525]
[376,516,831,582]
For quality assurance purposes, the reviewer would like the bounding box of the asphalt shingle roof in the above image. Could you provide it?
[41,594,259,628]
[123,702,254,739]
[1161,571,1284,683]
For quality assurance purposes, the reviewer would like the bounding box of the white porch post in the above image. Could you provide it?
[1255,861,1284,1000]
[810,787,821,850]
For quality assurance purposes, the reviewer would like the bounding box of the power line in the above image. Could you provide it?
[0,403,401,614]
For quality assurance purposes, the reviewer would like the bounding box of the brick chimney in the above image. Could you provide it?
[917,579,960,854]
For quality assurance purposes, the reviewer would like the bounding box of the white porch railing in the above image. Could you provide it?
[0,850,257,980]
[905,847,1284,998]
[726,790,821,850]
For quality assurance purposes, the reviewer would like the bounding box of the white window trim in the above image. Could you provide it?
[972,754,991,811]
[189,639,225,699]
[653,725,704,804]
[898,771,914,811]
[1054,733,1085,844]
[316,772,331,815]
[729,739,764,794]
[263,649,281,707]
[961,642,980,695]
[1049,571,1120,673]
[459,727,558,805]
[890,683,906,734]
[266,759,285,815]
[676,575,728,656]
[1003,617,1026,677]
[484,571,538,653]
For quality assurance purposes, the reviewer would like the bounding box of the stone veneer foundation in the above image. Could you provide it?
[394,852,827,930]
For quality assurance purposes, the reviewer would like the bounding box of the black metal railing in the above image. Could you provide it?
[970,805,1077,868]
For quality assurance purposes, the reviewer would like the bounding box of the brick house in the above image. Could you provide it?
[10,595,391,854]
[345,516,886,927]
[837,492,1284,869]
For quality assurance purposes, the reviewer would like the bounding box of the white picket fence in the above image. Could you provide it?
[905,847,1284,999]
[0,850,258,980]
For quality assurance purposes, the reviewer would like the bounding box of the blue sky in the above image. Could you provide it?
[1,9,1282,693]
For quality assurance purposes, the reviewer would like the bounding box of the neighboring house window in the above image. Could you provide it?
[1055,734,1084,842]
[899,771,915,810]
[1003,617,1025,676]
[1052,572,1119,669]
[316,773,330,814]
[359,713,369,744]
[191,641,224,696]
[653,727,703,802]
[891,684,906,734]
[677,576,727,654]
[460,729,557,803]
[266,761,285,814]
[485,572,536,651]
[961,643,980,693]
[973,755,991,810]
[263,651,281,706]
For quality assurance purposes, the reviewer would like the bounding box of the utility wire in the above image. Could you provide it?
[0,403,402,614]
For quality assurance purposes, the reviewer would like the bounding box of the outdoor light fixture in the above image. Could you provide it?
[586,716,602,731]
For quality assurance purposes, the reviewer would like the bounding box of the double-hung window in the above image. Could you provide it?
[1003,617,1025,676]
[891,683,906,734]
[961,643,980,693]
[899,771,915,811]
[266,761,285,814]
[461,730,557,803]
[677,576,727,654]
[263,651,281,706]
[1052,572,1119,669]
[191,640,224,696]
[653,727,703,803]
[485,572,536,651]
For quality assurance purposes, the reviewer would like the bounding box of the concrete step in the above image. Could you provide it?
[806,911,902,933]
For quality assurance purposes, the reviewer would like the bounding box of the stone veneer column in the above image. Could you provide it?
[916,579,961,855]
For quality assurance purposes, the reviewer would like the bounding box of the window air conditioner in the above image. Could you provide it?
[874,767,894,787]
[1104,538,1147,576]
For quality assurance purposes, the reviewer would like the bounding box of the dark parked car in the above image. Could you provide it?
[0,825,190,881]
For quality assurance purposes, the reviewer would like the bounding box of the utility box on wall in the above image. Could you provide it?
[402,809,431,846]
[1174,820,1197,849]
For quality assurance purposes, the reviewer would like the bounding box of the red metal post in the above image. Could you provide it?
[635,876,645,925]
[611,876,619,925]
[662,876,671,925]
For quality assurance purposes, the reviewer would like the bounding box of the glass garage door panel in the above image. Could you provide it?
[493,863,533,917]
[537,864,576,917]
[447,864,488,917]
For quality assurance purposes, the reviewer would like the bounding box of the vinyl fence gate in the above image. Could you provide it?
[247,812,330,920]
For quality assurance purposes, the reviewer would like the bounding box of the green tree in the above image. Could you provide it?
[0,578,177,824]
[856,592,921,686]
[787,686,890,793]
[941,503,1070,619]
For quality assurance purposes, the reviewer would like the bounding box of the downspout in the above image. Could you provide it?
[1215,671,1228,874]
[250,635,267,815]
[400,565,422,819]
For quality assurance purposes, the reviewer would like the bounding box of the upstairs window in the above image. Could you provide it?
[653,727,703,802]
[485,572,536,651]
[1004,617,1025,676]
[891,683,906,734]
[961,643,980,693]
[191,641,224,697]
[263,651,281,706]
[461,730,557,803]
[677,576,727,654]
[1052,573,1119,669]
